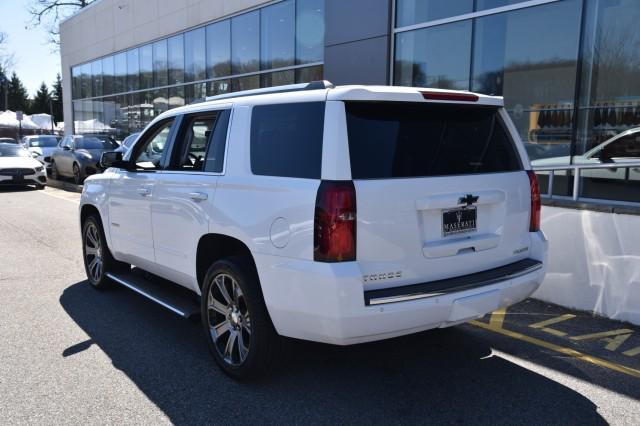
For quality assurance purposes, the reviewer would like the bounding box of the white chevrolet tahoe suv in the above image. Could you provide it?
[79,82,548,379]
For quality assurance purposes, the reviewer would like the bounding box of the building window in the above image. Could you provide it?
[168,34,185,85]
[260,0,295,70]
[91,60,102,97]
[394,20,472,90]
[185,27,206,83]
[114,52,127,94]
[206,20,231,78]
[396,0,473,27]
[102,55,114,96]
[126,48,140,92]
[139,44,154,90]
[153,39,168,88]
[296,0,325,64]
[232,10,260,74]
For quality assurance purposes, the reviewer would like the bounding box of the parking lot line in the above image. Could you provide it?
[42,188,80,204]
[469,319,640,379]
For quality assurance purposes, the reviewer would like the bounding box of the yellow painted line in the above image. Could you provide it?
[623,347,640,357]
[604,333,633,351]
[469,320,640,379]
[539,327,567,337]
[569,329,634,341]
[489,308,507,329]
[529,314,576,329]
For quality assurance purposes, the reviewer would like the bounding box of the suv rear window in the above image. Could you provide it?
[251,102,324,179]
[345,102,522,179]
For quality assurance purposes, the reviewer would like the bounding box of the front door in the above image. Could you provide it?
[151,109,231,290]
[108,119,176,269]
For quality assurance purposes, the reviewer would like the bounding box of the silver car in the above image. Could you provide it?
[22,135,60,170]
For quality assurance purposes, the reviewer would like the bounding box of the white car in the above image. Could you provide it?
[0,143,48,189]
[531,127,640,181]
[21,135,60,170]
[79,82,548,379]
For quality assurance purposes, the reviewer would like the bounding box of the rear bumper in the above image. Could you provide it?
[257,231,548,345]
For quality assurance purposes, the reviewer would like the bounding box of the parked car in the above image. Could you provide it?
[0,142,47,189]
[531,127,640,181]
[80,82,548,379]
[114,132,140,156]
[0,137,18,144]
[21,135,60,170]
[51,134,119,184]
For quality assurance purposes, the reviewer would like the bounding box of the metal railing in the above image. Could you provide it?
[532,162,640,204]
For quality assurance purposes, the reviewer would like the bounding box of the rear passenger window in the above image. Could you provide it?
[250,102,324,179]
[345,102,522,179]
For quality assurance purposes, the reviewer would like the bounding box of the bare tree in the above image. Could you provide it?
[0,31,15,70]
[28,0,95,47]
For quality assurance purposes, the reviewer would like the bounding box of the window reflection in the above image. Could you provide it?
[169,86,185,109]
[232,75,260,92]
[168,34,185,85]
[114,52,127,94]
[261,0,295,70]
[296,0,325,64]
[102,56,114,95]
[232,11,259,74]
[396,0,472,27]
[127,48,139,92]
[185,27,206,82]
[139,44,153,90]
[153,39,168,87]
[394,21,471,90]
[91,60,102,97]
[295,65,323,83]
[153,89,169,117]
[206,20,231,78]
[207,80,231,97]
[261,70,294,88]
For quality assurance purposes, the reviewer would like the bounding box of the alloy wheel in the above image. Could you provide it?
[84,222,103,283]
[73,164,81,185]
[207,273,251,366]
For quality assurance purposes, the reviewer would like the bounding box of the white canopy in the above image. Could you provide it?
[0,110,41,130]
[74,119,114,132]
[30,113,55,131]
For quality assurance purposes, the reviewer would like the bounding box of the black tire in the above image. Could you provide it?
[36,184,45,190]
[73,163,83,185]
[201,257,283,380]
[82,214,129,289]
[50,161,59,180]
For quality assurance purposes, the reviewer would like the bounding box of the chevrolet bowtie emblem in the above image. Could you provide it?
[458,194,479,207]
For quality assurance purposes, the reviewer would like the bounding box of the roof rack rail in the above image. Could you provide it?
[204,80,334,102]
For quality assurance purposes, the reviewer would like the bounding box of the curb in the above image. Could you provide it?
[47,178,83,193]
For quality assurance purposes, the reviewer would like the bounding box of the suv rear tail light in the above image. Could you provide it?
[420,91,479,102]
[527,170,541,232]
[314,181,356,262]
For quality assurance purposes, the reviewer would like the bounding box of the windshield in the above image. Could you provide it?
[0,145,30,157]
[123,133,140,148]
[28,136,59,148]
[75,136,119,150]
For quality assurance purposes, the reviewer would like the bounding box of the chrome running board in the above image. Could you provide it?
[106,271,200,318]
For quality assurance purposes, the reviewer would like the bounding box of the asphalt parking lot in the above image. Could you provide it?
[0,183,639,424]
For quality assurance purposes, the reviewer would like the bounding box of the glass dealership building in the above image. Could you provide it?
[63,0,639,202]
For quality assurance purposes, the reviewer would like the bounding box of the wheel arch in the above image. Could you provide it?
[196,233,259,291]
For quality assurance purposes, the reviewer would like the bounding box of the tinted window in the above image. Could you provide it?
[126,48,139,91]
[91,59,102,97]
[171,114,218,172]
[75,136,118,150]
[28,137,58,148]
[168,34,185,85]
[251,102,324,179]
[114,52,127,93]
[153,39,168,87]
[205,109,231,173]
[139,44,153,89]
[345,102,522,179]
[102,55,115,95]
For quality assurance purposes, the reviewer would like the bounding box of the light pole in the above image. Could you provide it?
[49,98,55,134]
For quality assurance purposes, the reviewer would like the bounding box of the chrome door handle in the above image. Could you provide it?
[189,191,208,201]
[137,187,152,196]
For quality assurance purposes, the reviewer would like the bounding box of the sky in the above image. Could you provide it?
[1,0,62,96]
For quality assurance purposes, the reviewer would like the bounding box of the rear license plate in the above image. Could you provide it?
[442,206,477,236]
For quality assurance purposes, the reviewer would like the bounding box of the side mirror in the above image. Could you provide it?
[100,151,129,169]
[62,145,71,151]
[31,151,39,158]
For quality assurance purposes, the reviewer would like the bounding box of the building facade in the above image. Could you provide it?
[62,0,640,203]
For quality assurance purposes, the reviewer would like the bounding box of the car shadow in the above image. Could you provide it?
[60,281,606,424]
[0,185,37,193]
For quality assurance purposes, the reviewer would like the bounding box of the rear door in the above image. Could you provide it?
[344,101,531,290]
[150,108,230,290]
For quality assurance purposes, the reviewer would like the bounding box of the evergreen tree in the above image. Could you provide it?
[0,65,8,111]
[31,81,53,115]
[7,72,29,112]
[51,73,63,122]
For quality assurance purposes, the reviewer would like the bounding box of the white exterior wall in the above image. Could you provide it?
[534,206,640,325]
[59,0,272,135]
